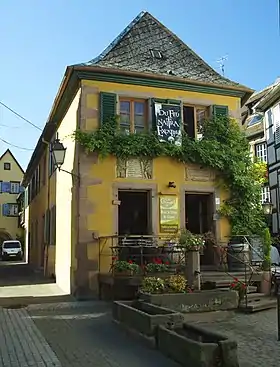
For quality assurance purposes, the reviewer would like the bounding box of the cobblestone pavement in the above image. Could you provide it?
[0,307,61,366]
[26,301,179,367]
[187,309,280,367]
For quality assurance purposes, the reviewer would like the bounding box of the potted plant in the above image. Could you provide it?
[139,273,238,312]
[145,258,169,276]
[229,277,247,306]
[179,229,205,252]
[113,259,140,276]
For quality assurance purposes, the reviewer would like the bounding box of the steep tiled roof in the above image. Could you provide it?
[77,11,247,88]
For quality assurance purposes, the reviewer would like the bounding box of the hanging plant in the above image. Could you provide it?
[74,115,266,236]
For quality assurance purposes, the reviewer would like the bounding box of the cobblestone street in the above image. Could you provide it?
[1,300,280,366]
[188,309,280,367]
[0,301,179,367]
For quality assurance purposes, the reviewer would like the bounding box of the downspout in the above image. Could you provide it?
[42,138,51,277]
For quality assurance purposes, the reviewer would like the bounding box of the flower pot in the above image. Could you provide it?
[145,272,168,278]
[114,270,134,277]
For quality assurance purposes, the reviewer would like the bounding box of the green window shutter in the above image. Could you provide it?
[99,92,117,125]
[212,105,229,117]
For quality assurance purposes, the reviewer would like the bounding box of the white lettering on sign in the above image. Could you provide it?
[155,103,182,146]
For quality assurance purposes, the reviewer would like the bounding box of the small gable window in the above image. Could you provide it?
[4,162,11,170]
[150,50,163,59]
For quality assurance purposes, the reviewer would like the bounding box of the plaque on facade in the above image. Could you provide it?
[185,164,215,182]
[154,103,182,146]
[116,158,152,179]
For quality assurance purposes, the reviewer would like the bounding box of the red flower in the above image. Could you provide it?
[233,277,239,282]
[112,256,117,261]
[156,258,162,264]
[231,282,236,288]
[128,260,133,264]
[165,261,169,265]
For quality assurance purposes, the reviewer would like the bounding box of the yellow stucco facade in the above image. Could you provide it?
[0,149,24,244]
[23,11,254,296]
[24,76,249,295]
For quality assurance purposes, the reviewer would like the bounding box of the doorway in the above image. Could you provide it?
[118,190,151,235]
[185,193,215,266]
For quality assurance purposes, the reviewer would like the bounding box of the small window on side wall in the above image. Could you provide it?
[4,162,11,170]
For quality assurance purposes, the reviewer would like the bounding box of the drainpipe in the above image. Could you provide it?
[42,138,51,277]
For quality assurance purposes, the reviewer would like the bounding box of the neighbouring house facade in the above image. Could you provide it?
[253,81,280,234]
[22,12,253,295]
[242,84,276,206]
[0,149,24,245]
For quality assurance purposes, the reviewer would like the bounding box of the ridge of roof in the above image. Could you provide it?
[0,148,24,174]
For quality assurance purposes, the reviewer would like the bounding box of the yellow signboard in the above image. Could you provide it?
[160,196,179,233]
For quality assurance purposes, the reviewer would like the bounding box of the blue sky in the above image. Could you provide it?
[0,0,279,169]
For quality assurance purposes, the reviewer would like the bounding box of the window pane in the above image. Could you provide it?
[120,114,130,125]
[196,108,206,131]
[134,114,145,127]
[255,143,267,163]
[120,101,130,126]
[134,102,145,130]
[134,102,144,115]
[134,126,145,133]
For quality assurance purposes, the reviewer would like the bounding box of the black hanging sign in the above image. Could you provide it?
[154,103,182,146]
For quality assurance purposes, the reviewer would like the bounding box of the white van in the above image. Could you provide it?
[1,240,23,261]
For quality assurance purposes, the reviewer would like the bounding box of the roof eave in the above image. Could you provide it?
[22,66,78,186]
[258,84,280,111]
[74,65,254,95]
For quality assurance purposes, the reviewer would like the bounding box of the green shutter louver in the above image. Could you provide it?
[212,105,229,117]
[99,92,117,125]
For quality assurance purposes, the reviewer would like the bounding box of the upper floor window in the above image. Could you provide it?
[120,99,147,133]
[2,203,19,216]
[261,185,270,204]
[4,162,11,170]
[183,105,209,139]
[10,181,20,194]
[255,143,267,163]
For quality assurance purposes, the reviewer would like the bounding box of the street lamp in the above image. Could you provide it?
[262,198,273,216]
[51,138,67,170]
[262,198,273,229]
[51,138,79,180]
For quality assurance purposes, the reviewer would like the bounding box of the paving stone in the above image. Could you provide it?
[28,302,180,367]
[0,307,61,367]
[189,309,280,367]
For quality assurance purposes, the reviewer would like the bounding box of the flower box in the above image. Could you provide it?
[157,323,239,367]
[139,289,238,313]
[112,300,183,347]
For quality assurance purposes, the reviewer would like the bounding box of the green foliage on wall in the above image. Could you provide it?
[74,116,266,235]
[262,227,271,270]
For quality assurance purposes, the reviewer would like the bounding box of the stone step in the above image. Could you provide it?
[219,285,257,293]
[239,298,277,313]
[241,293,266,302]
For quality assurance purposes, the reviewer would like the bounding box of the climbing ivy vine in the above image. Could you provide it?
[74,116,266,235]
